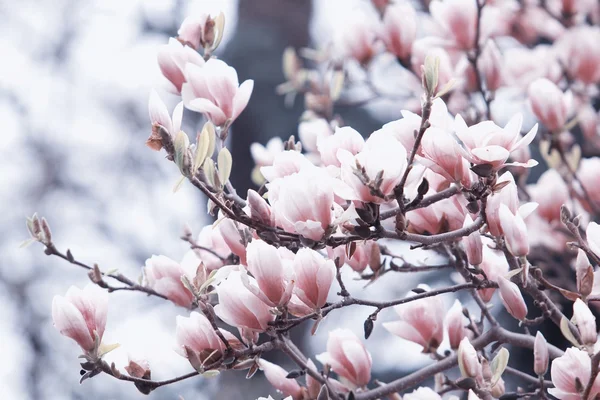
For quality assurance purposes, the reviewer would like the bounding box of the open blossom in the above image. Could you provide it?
[258,359,304,399]
[497,276,528,321]
[327,240,380,273]
[550,347,600,399]
[175,312,237,367]
[380,2,417,61]
[144,254,199,307]
[528,78,572,132]
[455,113,538,171]
[268,170,335,241]
[407,195,468,234]
[244,240,294,308]
[445,300,467,349]
[383,286,445,352]
[529,169,569,223]
[317,329,372,388]
[556,26,600,84]
[316,126,365,167]
[157,38,205,94]
[293,248,335,310]
[52,284,108,353]
[214,270,275,335]
[573,299,597,346]
[430,0,478,50]
[332,11,378,65]
[337,132,407,203]
[182,59,254,126]
[194,225,232,271]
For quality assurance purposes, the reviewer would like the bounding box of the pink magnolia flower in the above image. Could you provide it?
[52,284,108,353]
[534,331,549,376]
[445,299,467,349]
[578,158,600,211]
[177,13,221,51]
[383,286,445,352]
[403,387,442,400]
[407,195,468,234]
[504,46,562,89]
[214,270,275,335]
[479,40,503,92]
[182,59,254,127]
[175,312,237,366]
[462,215,483,266]
[478,246,509,302]
[528,78,572,132]
[267,170,335,241]
[381,2,417,61]
[576,249,594,298]
[244,240,294,308]
[454,113,538,171]
[316,329,372,388]
[337,132,408,203]
[587,222,600,259]
[293,248,335,310]
[298,118,333,153]
[148,90,183,147]
[125,357,151,379]
[497,276,528,320]
[194,225,232,271]
[333,12,379,65]
[316,126,365,168]
[327,240,380,273]
[258,359,304,399]
[260,150,315,182]
[430,0,478,50]
[486,172,519,236]
[556,26,600,84]
[419,126,474,187]
[217,216,248,265]
[573,299,597,346]
[529,169,569,223]
[144,254,196,307]
[458,337,481,379]
[499,203,537,257]
[247,189,274,226]
[157,38,205,94]
[251,137,284,167]
[550,347,600,399]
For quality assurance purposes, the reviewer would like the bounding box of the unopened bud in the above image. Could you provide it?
[247,189,273,226]
[573,299,597,346]
[422,55,440,97]
[533,331,549,376]
[576,249,594,298]
[497,276,528,321]
[462,215,482,266]
[458,337,480,379]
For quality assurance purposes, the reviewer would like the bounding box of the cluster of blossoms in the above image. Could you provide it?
[32,0,600,399]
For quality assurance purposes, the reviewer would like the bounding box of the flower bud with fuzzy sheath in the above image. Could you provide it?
[534,331,549,376]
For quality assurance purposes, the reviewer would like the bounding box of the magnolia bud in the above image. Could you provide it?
[497,276,528,321]
[247,190,273,226]
[462,215,482,266]
[576,249,594,298]
[445,300,466,350]
[534,331,549,376]
[458,337,480,379]
[573,299,597,346]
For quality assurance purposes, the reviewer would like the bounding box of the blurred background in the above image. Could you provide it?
[0,0,537,399]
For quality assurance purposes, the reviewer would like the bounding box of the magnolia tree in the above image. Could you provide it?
[25,0,600,399]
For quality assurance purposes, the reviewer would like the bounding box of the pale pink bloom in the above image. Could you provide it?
[479,40,503,92]
[247,189,274,226]
[182,59,254,126]
[419,127,474,187]
[499,203,536,257]
[157,38,205,94]
[478,246,509,302]
[298,118,333,153]
[316,329,372,387]
[573,299,597,346]
[534,331,549,376]
[251,137,284,167]
[148,90,183,138]
[549,347,600,399]
[579,105,600,147]
[455,113,538,171]
[529,169,569,223]
[177,14,214,51]
[175,312,234,365]
[258,359,304,399]
[383,286,445,351]
[513,6,565,44]
[316,126,365,168]
[497,276,528,320]
[333,12,379,65]
[528,78,572,132]
[485,171,519,236]
[337,133,407,203]
[125,357,151,379]
[403,387,442,400]
[587,222,600,259]
[52,284,108,353]
[267,170,334,241]
[217,216,248,265]
[244,240,294,307]
[407,195,468,234]
[430,0,478,50]
[261,150,315,182]
[556,26,600,84]
[411,40,455,90]
[144,255,195,307]
[381,2,417,61]
[461,216,482,266]
[194,225,232,271]
[327,240,380,273]
[445,299,466,349]
[293,248,335,310]
[458,337,481,379]
[503,46,562,89]
[214,270,275,334]
[578,158,600,211]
